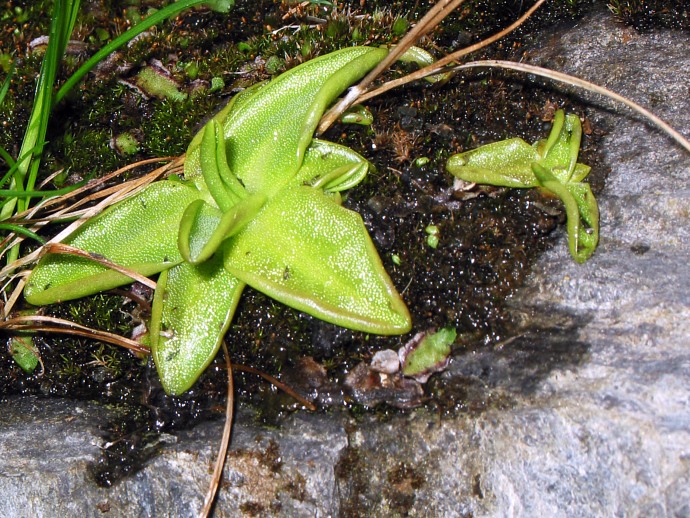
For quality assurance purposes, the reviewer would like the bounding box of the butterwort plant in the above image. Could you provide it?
[24,47,412,395]
[447,110,599,263]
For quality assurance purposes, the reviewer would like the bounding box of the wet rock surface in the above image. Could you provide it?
[1,9,689,517]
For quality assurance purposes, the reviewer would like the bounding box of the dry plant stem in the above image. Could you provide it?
[22,156,182,226]
[453,60,690,154]
[356,0,547,104]
[37,167,68,189]
[1,271,28,317]
[35,156,180,214]
[199,341,234,518]
[317,0,466,134]
[7,156,178,229]
[0,157,181,267]
[234,363,317,411]
[110,288,151,313]
[0,314,149,354]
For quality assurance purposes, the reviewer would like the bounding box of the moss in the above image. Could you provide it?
[608,0,689,30]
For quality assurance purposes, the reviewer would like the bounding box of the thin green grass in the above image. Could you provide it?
[0,0,81,263]
[0,63,15,169]
[0,0,235,264]
[0,224,46,245]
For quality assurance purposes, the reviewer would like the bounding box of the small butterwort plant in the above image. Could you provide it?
[23,47,412,395]
[446,110,599,263]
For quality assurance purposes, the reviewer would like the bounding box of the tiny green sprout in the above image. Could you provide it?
[396,46,449,84]
[184,62,200,80]
[130,65,187,102]
[340,104,374,126]
[110,132,141,156]
[400,327,456,383]
[0,53,12,73]
[300,40,313,57]
[208,77,225,93]
[25,47,412,395]
[425,224,439,249]
[414,156,430,167]
[93,27,110,43]
[392,16,411,37]
[204,0,235,13]
[265,56,286,75]
[391,254,401,266]
[9,335,39,373]
[446,110,599,263]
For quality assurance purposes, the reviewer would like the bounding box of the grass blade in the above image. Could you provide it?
[0,224,47,245]
[0,60,15,107]
[55,0,211,105]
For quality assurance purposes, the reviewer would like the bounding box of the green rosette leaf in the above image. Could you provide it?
[25,180,201,305]
[224,186,411,335]
[150,256,244,395]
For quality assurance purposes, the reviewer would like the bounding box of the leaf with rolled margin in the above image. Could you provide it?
[178,193,266,264]
[537,111,585,182]
[531,163,598,263]
[203,46,388,196]
[150,255,244,395]
[295,139,371,192]
[25,180,201,306]
[224,186,411,335]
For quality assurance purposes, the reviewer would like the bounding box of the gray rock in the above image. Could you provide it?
[1,9,688,517]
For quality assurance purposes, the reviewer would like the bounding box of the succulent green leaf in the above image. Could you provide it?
[150,255,244,395]
[224,186,411,334]
[211,46,388,196]
[25,180,201,305]
[295,139,370,192]
[184,82,265,183]
[446,138,540,188]
[178,193,266,264]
